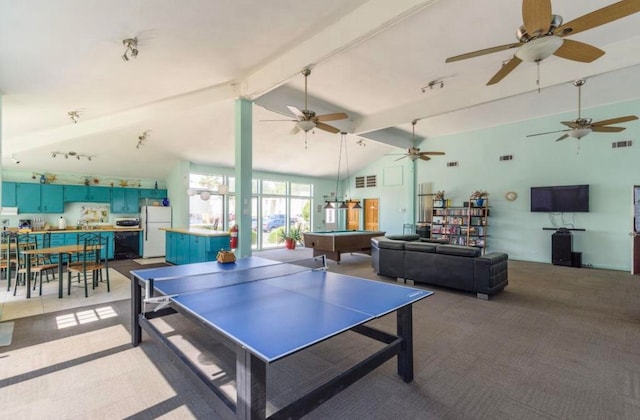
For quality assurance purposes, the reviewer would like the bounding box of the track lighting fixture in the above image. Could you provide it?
[122,37,139,61]
[51,151,94,161]
[137,130,151,149]
[420,79,444,93]
[67,110,81,123]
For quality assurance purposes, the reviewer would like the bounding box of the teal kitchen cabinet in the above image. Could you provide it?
[16,183,41,213]
[16,183,64,213]
[165,230,230,265]
[41,184,64,213]
[2,182,17,207]
[166,231,177,264]
[189,235,207,263]
[175,233,191,265]
[64,185,110,202]
[111,188,140,213]
[139,188,167,199]
[165,231,193,265]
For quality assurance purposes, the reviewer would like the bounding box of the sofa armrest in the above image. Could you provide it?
[474,252,508,296]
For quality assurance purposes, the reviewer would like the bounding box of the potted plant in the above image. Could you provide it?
[278,227,302,250]
[470,190,489,207]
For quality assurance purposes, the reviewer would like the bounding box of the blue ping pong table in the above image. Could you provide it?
[131,256,433,420]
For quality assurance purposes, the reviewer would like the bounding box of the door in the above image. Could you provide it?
[363,198,379,231]
[346,202,360,230]
[633,185,640,275]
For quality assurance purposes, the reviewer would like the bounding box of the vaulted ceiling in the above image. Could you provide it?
[2,0,640,181]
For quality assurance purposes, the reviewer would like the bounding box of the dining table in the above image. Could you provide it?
[20,244,101,298]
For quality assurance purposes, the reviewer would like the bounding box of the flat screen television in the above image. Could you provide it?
[530,185,589,213]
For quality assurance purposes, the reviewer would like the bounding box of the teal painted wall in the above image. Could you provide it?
[350,97,640,271]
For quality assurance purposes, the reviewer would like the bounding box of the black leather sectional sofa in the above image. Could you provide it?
[371,235,508,299]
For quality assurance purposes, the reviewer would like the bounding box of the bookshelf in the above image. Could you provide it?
[430,197,489,253]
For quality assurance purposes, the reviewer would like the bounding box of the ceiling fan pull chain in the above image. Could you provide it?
[536,60,541,94]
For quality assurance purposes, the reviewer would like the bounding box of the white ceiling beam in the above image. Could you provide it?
[239,0,441,99]
[353,36,640,135]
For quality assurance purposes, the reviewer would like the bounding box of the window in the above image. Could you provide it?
[189,173,313,250]
[188,173,226,230]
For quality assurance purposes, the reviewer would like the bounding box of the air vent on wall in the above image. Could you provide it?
[612,140,633,148]
[500,154,513,161]
[446,161,458,167]
[355,175,377,188]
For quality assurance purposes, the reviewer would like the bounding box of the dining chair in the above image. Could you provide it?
[14,233,59,296]
[67,233,110,297]
[0,231,18,291]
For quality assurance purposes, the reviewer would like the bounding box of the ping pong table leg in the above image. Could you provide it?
[131,276,142,346]
[236,345,266,420]
[397,304,414,383]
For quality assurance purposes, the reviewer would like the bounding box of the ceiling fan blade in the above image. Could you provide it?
[289,124,301,135]
[526,129,570,137]
[561,121,581,128]
[315,112,348,122]
[553,39,604,63]
[418,155,432,161]
[554,0,640,38]
[555,134,570,142]
[591,126,626,133]
[287,105,306,121]
[522,0,552,36]
[419,151,445,156]
[445,42,522,63]
[592,115,638,126]
[487,56,522,85]
[315,122,340,134]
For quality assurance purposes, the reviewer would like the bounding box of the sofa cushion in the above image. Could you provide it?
[419,238,449,244]
[385,234,420,241]
[405,242,438,253]
[372,236,406,250]
[436,244,481,257]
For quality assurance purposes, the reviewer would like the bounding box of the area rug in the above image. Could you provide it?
[0,321,14,346]
[0,268,130,322]
[132,257,166,265]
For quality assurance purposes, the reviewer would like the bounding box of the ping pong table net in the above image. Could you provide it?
[144,255,328,311]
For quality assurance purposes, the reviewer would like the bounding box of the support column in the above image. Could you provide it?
[235,98,253,258]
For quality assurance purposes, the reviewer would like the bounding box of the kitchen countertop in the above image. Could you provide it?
[161,227,230,237]
[8,227,143,234]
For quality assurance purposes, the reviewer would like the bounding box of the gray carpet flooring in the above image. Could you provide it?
[1,250,640,419]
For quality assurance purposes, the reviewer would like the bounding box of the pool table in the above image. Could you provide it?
[303,230,385,263]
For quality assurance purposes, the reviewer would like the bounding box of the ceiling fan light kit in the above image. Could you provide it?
[263,68,347,143]
[527,78,638,142]
[445,0,640,85]
[515,36,563,62]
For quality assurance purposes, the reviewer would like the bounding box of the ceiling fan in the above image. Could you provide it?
[445,0,640,85]
[527,79,638,141]
[386,120,445,161]
[264,68,348,135]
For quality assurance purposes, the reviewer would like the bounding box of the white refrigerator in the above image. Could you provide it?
[141,206,172,258]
